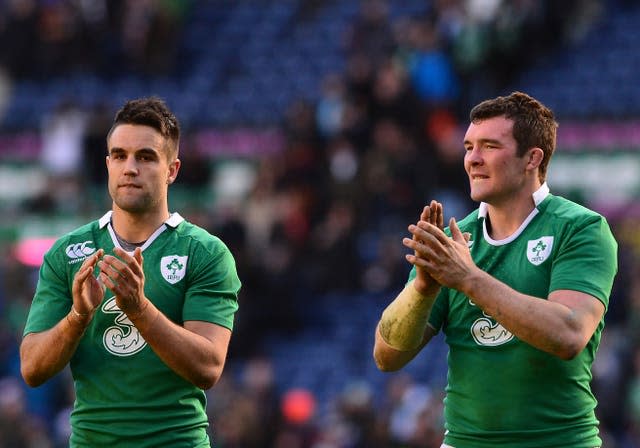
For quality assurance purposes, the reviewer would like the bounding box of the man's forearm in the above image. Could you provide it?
[129,300,229,390]
[378,280,438,351]
[460,268,601,359]
[20,310,89,387]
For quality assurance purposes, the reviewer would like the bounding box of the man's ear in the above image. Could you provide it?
[167,158,181,185]
[527,147,544,170]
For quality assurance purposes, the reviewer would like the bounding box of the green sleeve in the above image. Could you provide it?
[183,239,241,330]
[23,247,73,335]
[549,215,618,309]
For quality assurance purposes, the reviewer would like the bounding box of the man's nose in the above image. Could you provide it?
[466,146,483,165]
[123,156,139,175]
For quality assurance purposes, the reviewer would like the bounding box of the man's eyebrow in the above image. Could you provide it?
[463,138,503,146]
[136,148,160,157]
[108,147,159,156]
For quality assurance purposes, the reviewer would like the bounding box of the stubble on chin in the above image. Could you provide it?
[112,191,155,214]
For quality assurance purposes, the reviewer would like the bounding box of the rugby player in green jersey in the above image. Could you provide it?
[374,92,618,447]
[20,97,241,447]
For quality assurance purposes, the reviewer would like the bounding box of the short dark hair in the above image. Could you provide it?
[107,97,180,159]
[470,91,557,182]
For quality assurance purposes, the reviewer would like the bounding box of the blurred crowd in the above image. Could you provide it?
[0,0,190,80]
[1,0,640,447]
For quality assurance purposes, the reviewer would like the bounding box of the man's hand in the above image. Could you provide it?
[408,200,443,296]
[405,217,475,291]
[72,249,105,319]
[98,247,148,318]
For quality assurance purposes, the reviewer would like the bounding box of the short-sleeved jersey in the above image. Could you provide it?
[409,187,618,447]
[23,211,241,447]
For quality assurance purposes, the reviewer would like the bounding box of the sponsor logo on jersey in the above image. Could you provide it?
[471,316,514,346]
[102,297,147,356]
[65,241,96,263]
[468,304,514,346]
[160,255,188,284]
[527,236,554,266]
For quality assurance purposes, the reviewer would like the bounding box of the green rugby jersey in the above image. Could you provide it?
[409,186,618,447]
[24,211,241,447]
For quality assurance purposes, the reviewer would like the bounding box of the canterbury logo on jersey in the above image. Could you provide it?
[65,241,96,263]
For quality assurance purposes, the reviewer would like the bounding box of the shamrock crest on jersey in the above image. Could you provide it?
[161,255,188,284]
[527,236,554,266]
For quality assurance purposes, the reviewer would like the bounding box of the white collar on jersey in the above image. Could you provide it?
[98,211,185,253]
[477,182,550,246]
[98,211,185,229]
[477,182,550,219]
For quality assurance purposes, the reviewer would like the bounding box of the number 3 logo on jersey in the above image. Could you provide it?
[102,297,147,356]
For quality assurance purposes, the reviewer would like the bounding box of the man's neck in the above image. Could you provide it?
[484,185,541,240]
[110,207,170,243]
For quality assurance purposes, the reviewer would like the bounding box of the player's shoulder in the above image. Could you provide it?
[541,194,605,226]
[46,219,102,258]
[456,208,481,230]
[172,219,230,256]
[441,208,480,237]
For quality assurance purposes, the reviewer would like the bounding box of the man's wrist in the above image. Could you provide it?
[71,306,89,319]
[412,276,441,298]
[126,299,161,334]
[66,307,91,336]
[457,267,483,298]
[126,299,150,321]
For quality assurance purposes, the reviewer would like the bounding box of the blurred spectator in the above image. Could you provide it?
[626,347,640,446]
[36,1,91,76]
[307,199,360,294]
[316,73,348,139]
[427,109,474,221]
[117,0,191,75]
[208,357,280,447]
[40,99,86,177]
[369,59,426,144]
[23,98,87,215]
[345,0,396,67]
[402,18,460,107]
[82,102,113,190]
[0,376,52,447]
[0,0,39,78]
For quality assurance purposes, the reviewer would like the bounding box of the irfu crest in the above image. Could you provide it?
[526,236,554,266]
[160,255,188,284]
